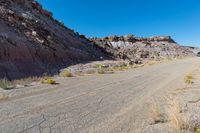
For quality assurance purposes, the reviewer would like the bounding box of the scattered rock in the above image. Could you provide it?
[90,35,195,64]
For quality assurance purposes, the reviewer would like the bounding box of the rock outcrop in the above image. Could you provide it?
[0,0,107,79]
[90,35,195,64]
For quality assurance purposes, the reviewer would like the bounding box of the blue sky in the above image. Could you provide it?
[37,0,200,46]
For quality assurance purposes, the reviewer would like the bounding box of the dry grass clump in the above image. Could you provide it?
[59,69,73,77]
[97,69,105,74]
[145,60,158,66]
[46,79,57,85]
[184,75,193,84]
[0,76,42,90]
[1,76,46,90]
[0,79,13,90]
[149,97,191,132]
[41,76,57,85]
[167,97,190,132]
[111,65,129,71]
[93,63,115,74]
[12,76,42,85]
[95,64,106,74]
[149,101,166,124]
[94,64,105,69]
[194,128,200,133]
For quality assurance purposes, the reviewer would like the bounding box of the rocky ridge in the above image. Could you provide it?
[90,35,195,63]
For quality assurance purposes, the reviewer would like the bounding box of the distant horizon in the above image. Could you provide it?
[37,0,200,47]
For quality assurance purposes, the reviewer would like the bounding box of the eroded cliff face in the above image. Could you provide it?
[0,0,107,79]
[90,35,195,63]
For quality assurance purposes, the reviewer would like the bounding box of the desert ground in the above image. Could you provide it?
[0,58,200,133]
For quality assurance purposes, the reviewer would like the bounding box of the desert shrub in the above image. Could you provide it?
[0,79,13,90]
[47,79,56,85]
[59,69,72,77]
[184,75,193,84]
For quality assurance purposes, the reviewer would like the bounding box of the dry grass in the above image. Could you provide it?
[46,79,57,85]
[86,69,96,74]
[94,64,105,69]
[184,74,193,84]
[59,69,73,77]
[111,65,129,71]
[194,128,200,133]
[0,79,13,90]
[149,101,166,124]
[166,97,190,132]
[97,68,105,74]
[149,97,191,132]
[12,76,43,85]
[0,76,44,90]
[145,60,159,66]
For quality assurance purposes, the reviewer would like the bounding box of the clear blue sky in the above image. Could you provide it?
[37,0,200,46]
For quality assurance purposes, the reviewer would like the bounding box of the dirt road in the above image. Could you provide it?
[0,58,200,133]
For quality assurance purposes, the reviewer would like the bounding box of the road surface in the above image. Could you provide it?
[0,58,200,133]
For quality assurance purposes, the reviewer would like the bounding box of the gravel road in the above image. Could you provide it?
[0,58,200,133]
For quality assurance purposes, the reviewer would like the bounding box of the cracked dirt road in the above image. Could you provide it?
[0,58,200,133]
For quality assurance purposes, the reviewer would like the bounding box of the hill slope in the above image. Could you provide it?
[0,0,107,79]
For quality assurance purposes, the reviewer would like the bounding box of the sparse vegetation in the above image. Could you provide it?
[86,69,96,74]
[97,68,105,74]
[0,79,13,90]
[94,63,108,74]
[46,79,57,85]
[12,76,42,86]
[167,97,190,132]
[94,64,105,69]
[59,69,72,77]
[184,74,193,84]
[149,97,191,132]
[111,65,129,71]
[150,101,166,124]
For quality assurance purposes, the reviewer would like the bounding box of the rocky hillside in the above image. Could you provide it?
[0,0,196,79]
[90,35,195,64]
[0,0,107,79]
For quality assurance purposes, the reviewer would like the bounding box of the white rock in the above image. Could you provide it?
[32,31,37,36]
